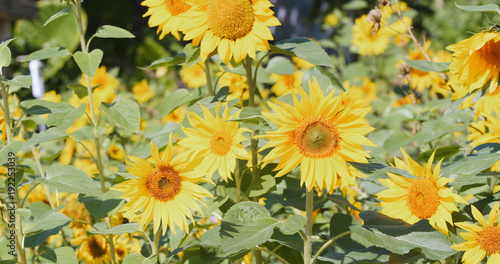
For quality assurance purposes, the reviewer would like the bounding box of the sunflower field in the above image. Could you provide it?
[2,0,500,263]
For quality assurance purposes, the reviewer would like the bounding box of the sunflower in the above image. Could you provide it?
[142,0,193,40]
[467,113,500,172]
[452,203,500,264]
[342,78,378,108]
[218,71,249,100]
[259,77,375,193]
[76,234,111,264]
[108,143,126,161]
[132,79,154,104]
[447,32,500,96]
[179,103,249,181]
[180,63,207,88]
[376,149,467,235]
[181,0,281,64]
[270,70,303,97]
[111,138,212,235]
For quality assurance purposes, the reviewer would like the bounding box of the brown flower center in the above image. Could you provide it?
[164,0,191,16]
[478,225,500,254]
[147,165,182,201]
[294,117,340,158]
[406,179,440,219]
[210,130,233,156]
[479,39,500,66]
[87,235,108,258]
[206,0,255,40]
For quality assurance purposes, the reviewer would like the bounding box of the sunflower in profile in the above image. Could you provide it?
[181,0,281,64]
[111,138,212,235]
[259,77,376,193]
[452,203,500,264]
[142,0,193,40]
[376,149,467,235]
[447,32,500,96]
[179,103,249,181]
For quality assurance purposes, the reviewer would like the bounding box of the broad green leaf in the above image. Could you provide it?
[183,43,201,68]
[16,208,32,218]
[456,3,500,14]
[1,75,32,89]
[419,145,460,162]
[273,38,334,68]
[67,83,100,99]
[0,44,11,68]
[318,247,390,264]
[0,38,14,52]
[403,58,451,73]
[265,56,295,75]
[21,99,74,115]
[442,152,500,178]
[330,213,354,237]
[24,127,68,147]
[123,253,157,264]
[383,131,413,150]
[231,107,274,131]
[0,140,23,165]
[38,164,102,197]
[102,99,141,133]
[37,247,78,264]
[73,49,104,78]
[90,223,140,236]
[350,161,416,179]
[47,103,87,129]
[158,89,200,118]
[350,211,456,260]
[79,190,125,220]
[342,0,368,10]
[93,25,135,39]
[246,174,276,197]
[43,8,70,26]
[416,117,467,144]
[302,67,336,95]
[139,55,186,70]
[23,47,71,62]
[24,213,71,247]
[279,215,306,235]
[212,86,229,102]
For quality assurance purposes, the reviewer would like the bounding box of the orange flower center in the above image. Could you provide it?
[294,117,340,158]
[478,225,500,254]
[480,39,500,66]
[206,0,255,40]
[406,179,440,219]
[147,165,182,201]
[210,130,233,155]
[164,0,191,16]
[87,235,108,258]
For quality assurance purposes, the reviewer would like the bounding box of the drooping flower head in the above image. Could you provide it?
[142,0,193,40]
[181,0,281,64]
[452,203,500,264]
[111,137,212,235]
[376,149,467,235]
[260,77,376,193]
[179,102,249,181]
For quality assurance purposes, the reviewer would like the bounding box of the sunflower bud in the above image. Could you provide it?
[379,0,392,8]
[367,8,382,34]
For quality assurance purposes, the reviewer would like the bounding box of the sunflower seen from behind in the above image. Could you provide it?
[181,0,281,64]
[111,138,212,235]
[259,77,376,193]
[142,0,192,40]
[452,203,500,264]
[179,103,249,181]
[376,149,467,235]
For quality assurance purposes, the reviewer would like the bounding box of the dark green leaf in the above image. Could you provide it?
[330,213,354,237]
[93,25,135,39]
[246,174,276,197]
[79,190,125,220]
[73,49,104,78]
[21,99,74,115]
[231,107,274,130]
[418,146,460,162]
[279,215,306,235]
[43,8,70,26]
[102,99,141,133]
[139,55,186,70]
[23,47,71,61]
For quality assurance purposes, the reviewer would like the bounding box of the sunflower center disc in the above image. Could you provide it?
[406,179,440,219]
[88,235,108,258]
[210,130,233,156]
[478,225,500,254]
[206,0,255,40]
[295,118,339,158]
[480,39,500,66]
[147,165,182,201]
[164,0,191,15]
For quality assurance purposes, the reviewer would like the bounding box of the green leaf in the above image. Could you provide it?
[330,213,354,237]
[43,8,71,26]
[24,127,68,147]
[158,89,200,118]
[183,43,201,68]
[350,161,416,179]
[317,247,390,264]
[279,215,306,235]
[73,49,104,78]
[67,83,100,99]
[416,118,467,144]
[403,58,450,73]
[139,55,186,70]
[79,190,125,220]
[350,211,456,260]
[123,253,157,264]
[455,3,500,14]
[302,67,336,95]
[0,38,14,52]
[0,43,12,69]
[37,247,78,264]
[102,99,141,133]
[93,25,135,39]
[1,75,32,89]
[419,146,460,162]
[23,47,71,62]
[231,107,274,131]
[0,140,23,165]
[90,223,140,236]
[21,99,74,115]
[265,56,295,75]
[442,152,500,178]
[25,212,71,247]
[273,38,334,68]
[38,164,102,197]
[47,103,86,129]
[247,174,276,197]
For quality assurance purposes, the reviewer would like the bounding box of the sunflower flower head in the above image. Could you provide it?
[77,234,111,264]
[452,203,500,264]
[111,137,212,235]
[142,0,193,40]
[260,77,376,193]
[180,102,249,181]
[376,149,467,235]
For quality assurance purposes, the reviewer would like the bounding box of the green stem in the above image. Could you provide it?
[30,146,55,208]
[235,161,241,202]
[310,230,352,264]
[304,190,314,264]
[0,79,13,143]
[253,247,290,264]
[204,60,215,96]
[244,57,255,107]
[153,229,161,257]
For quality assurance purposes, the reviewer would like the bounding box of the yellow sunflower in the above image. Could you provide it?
[180,63,207,88]
[452,203,500,264]
[132,79,154,104]
[111,138,212,235]
[342,78,378,108]
[181,0,281,64]
[376,149,467,235]
[218,71,249,100]
[76,234,111,264]
[447,32,500,96]
[259,77,376,193]
[179,103,249,181]
[467,113,500,172]
[142,0,193,40]
[270,70,303,97]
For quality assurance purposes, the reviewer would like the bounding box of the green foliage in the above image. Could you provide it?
[93,25,135,39]
[36,247,78,264]
[102,99,141,133]
[73,49,104,78]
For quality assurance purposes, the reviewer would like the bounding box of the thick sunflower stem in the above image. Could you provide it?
[205,59,215,96]
[234,161,241,202]
[304,189,314,264]
[1,79,13,144]
[153,230,161,257]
